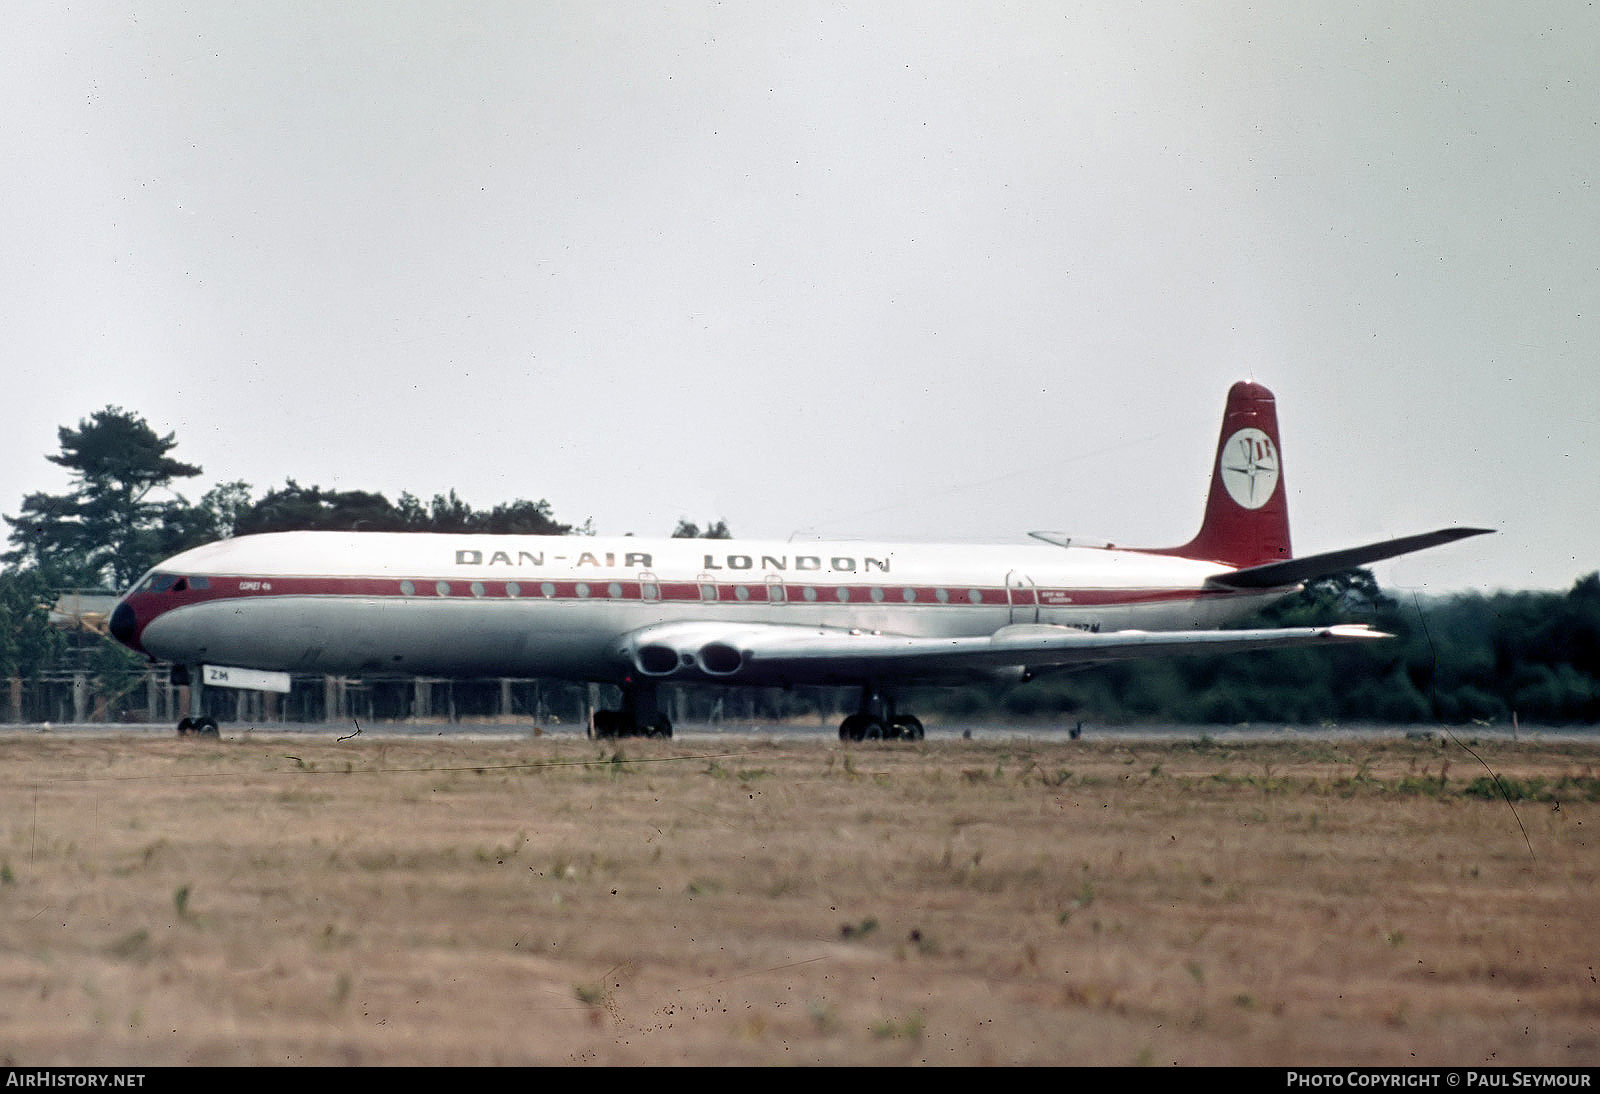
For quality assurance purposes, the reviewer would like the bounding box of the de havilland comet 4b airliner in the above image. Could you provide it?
[109,382,1490,739]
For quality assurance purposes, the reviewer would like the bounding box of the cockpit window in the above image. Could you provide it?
[140,572,208,593]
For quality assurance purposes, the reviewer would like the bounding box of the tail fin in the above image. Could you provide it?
[1143,380,1292,567]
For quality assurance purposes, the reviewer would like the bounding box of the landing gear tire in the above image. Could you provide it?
[839,714,886,742]
[840,687,924,742]
[177,716,219,737]
[892,716,924,741]
[593,710,672,739]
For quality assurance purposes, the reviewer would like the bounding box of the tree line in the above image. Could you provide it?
[0,407,726,720]
[963,571,1600,727]
[2,406,1596,726]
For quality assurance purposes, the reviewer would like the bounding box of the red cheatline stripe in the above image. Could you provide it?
[131,574,1225,610]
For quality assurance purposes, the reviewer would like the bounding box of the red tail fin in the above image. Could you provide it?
[1143,381,1292,567]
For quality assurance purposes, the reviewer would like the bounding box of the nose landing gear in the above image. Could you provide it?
[177,716,220,736]
[172,665,220,737]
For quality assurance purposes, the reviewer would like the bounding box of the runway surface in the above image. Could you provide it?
[2,718,1590,744]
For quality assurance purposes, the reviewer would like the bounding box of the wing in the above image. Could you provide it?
[615,619,1390,687]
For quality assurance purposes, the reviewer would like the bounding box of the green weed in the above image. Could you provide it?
[870,1012,924,1040]
[109,928,151,960]
[807,1000,840,1032]
[840,916,878,940]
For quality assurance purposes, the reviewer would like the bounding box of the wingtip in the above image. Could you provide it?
[1323,624,1392,640]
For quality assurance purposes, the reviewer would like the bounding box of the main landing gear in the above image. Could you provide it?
[591,681,673,739]
[839,686,924,742]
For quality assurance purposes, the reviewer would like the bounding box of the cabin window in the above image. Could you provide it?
[700,583,717,602]
[400,580,416,596]
[608,582,623,598]
[506,582,521,598]
[901,588,916,603]
[936,588,950,603]
[435,581,451,596]
[835,587,851,603]
[540,582,556,598]
[967,589,983,604]
[869,587,884,603]
[471,582,486,597]
[575,582,591,598]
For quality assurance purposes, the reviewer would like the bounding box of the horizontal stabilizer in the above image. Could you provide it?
[1027,532,1114,549]
[1206,527,1494,590]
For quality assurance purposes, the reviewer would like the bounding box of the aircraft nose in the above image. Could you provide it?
[109,600,139,649]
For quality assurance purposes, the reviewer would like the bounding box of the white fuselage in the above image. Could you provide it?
[114,531,1285,685]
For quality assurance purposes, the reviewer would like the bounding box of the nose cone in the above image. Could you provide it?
[109,600,141,651]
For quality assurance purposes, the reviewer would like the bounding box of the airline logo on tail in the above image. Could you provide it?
[1220,427,1280,510]
[1138,380,1292,568]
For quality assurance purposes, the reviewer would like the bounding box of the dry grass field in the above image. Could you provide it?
[0,728,1597,1067]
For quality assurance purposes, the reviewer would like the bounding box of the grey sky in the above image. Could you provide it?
[4,2,1595,594]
